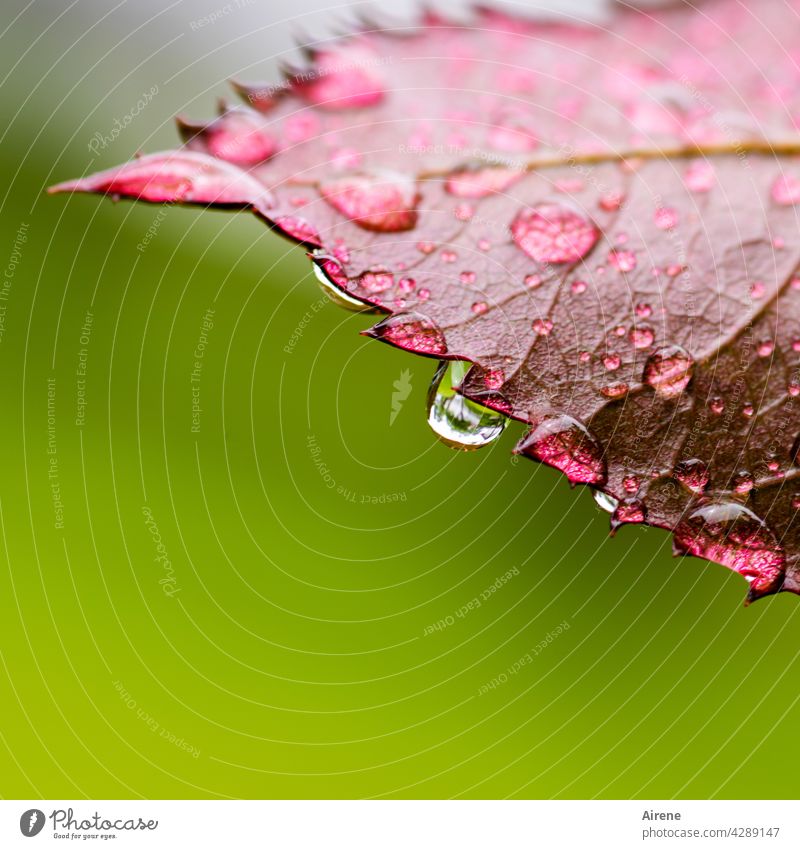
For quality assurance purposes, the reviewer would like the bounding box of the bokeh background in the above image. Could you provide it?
[1,0,800,800]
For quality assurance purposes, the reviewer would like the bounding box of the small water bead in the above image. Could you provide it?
[601,381,629,399]
[515,413,607,485]
[643,344,695,398]
[418,288,431,302]
[789,382,800,397]
[441,250,457,263]
[427,360,508,450]
[623,474,640,493]
[478,238,491,251]
[444,166,522,198]
[365,312,447,355]
[571,279,587,294]
[771,173,800,205]
[673,501,785,597]
[578,351,591,363]
[460,271,476,285]
[792,339,800,352]
[398,277,416,294]
[674,458,709,493]
[614,325,626,337]
[757,339,775,357]
[750,281,766,299]
[732,470,755,494]
[793,493,800,510]
[455,203,474,221]
[709,396,725,414]
[593,489,619,513]
[319,172,418,232]
[510,203,600,264]
[532,318,554,335]
[611,498,646,530]
[630,325,655,349]
[472,301,488,315]
[312,260,370,312]
[635,302,653,318]
[792,277,800,290]
[615,232,629,245]
[685,160,715,192]
[654,207,678,230]
[665,264,685,278]
[742,403,754,417]
[417,241,436,254]
[766,456,780,473]
[484,369,505,390]
[608,249,637,272]
[274,215,322,247]
[603,354,621,371]
[525,273,542,288]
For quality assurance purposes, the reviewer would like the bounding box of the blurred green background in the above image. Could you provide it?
[1,0,799,800]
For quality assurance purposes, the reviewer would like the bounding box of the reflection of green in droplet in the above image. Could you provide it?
[426,360,507,450]
[592,489,618,514]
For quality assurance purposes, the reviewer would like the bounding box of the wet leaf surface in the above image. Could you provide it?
[50,0,800,602]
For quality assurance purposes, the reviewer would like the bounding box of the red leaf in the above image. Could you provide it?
[50,0,800,603]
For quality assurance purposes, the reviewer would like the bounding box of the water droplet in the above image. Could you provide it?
[742,403,754,418]
[599,190,624,211]
[732,470,754,494]
[417,287,431,302]
[320,172,418,232]
[674,459,709,493]
[685,160,715,192]
[460,271,476,284]
[444,166,522,198]
[478,238,491,251]
[608,249,637,272]
[630,325,654,349]
[789,382,800,397]
[417,240,436,254]
[398,278,416,294]
[441,250,457,263]
[601,381,629,399]
[485,368,505,390]
[673,501,785,597]
[623,474,640,493]
[427,360,507,450]
[515,413,607,485]
[532,317,553,335]
[654,207,678,230]
[666,264,685,278]
[750,281,765,299]
[613,325,626,337]
[578,351,591,363]
[643,345,694,398]
[593,489,618,513]
[294,48,385,109]
[635,302,652,318]
[365,312,447,355]
[793,493,800,510]
[511,203,599,263]
[525,273,542,289]
[611,497,646,531]
[454,203,474,221]
[603,354,621,371]
[771,173,800,205]
[571,279,587,294]
[472,301,488,315]
[312,255,372,312]
[757,339,774,357]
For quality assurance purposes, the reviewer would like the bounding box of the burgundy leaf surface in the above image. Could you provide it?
[50,0,800,602]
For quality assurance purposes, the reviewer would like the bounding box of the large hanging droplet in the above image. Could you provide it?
[673,501,785,598]
[427,360,507,450]
[515,413,607,485]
